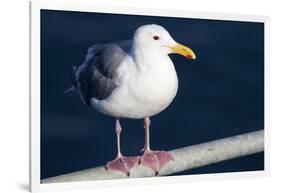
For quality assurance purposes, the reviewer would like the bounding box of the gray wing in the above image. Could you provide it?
[74,41,131,106]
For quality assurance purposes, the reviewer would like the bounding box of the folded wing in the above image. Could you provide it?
[72,41,131,106]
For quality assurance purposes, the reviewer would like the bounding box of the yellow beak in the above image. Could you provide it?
[168,43,196,60]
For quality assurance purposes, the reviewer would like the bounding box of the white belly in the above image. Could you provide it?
[92,58,179,119]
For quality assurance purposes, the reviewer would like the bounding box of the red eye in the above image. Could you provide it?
[153,35,160,40]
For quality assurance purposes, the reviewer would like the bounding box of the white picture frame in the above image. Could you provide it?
[30,0,270,192]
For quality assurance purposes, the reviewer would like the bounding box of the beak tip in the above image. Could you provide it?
[186,53,196,60]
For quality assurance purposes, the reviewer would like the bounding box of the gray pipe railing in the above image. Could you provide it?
[42,130,264,183]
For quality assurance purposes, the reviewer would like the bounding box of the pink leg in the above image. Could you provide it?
[106,119,139,176]
[140,117,173,174]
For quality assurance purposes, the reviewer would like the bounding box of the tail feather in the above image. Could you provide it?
[65,65,78,93]
[64,85,76,93]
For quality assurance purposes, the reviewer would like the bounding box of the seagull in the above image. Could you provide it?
[67,24,196,176]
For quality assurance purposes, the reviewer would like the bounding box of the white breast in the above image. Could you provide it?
[92,54,179,119]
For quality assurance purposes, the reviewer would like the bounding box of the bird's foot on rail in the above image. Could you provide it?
[106,155,139,176]
[140,150,173,175]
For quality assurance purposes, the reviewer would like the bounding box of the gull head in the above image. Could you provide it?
[133,24,196,60]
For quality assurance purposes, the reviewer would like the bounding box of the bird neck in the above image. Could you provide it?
[131,42,169,71]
